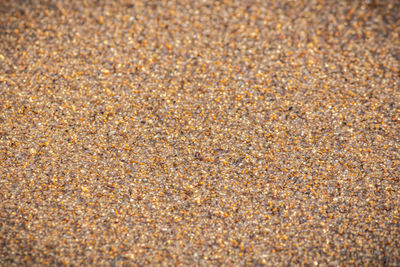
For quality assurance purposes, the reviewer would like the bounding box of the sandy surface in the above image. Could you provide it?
[1,0,399,265]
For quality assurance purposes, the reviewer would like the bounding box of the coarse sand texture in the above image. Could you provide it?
[0,0,399,265]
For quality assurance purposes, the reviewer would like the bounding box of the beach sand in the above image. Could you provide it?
[1,0,399,265]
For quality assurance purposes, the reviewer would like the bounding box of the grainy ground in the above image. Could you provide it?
[0,0,399,266]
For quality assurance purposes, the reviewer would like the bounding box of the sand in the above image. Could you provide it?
[0,0,399,265]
